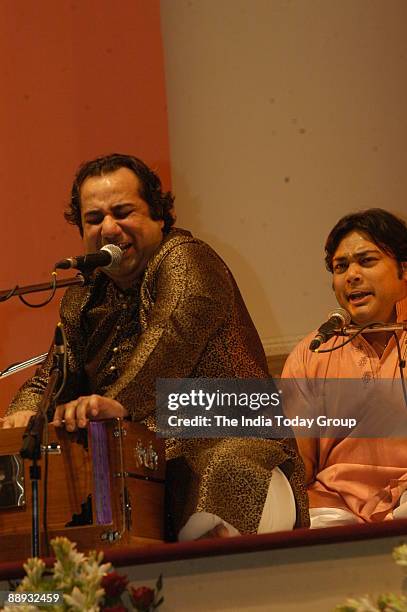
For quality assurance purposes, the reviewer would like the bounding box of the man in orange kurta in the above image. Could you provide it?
[282,208,407,527]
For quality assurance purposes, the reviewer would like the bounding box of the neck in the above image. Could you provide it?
[363,330,394,358]
[359,308,398,358]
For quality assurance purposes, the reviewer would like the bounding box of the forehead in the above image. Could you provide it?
[80,167,141,208]
[333,230,384,259]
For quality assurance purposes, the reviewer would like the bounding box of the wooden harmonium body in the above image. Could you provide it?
[0,419,165,562]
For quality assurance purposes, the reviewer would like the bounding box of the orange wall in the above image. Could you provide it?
[0,0,170,411]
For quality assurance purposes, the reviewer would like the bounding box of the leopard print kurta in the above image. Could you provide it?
[8,228,309,533]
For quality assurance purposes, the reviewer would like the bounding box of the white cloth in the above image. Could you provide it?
[178,467,296,540]
[309,507,360,529]
[393,491,407,520]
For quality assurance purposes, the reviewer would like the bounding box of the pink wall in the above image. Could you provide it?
[0,0,170,412]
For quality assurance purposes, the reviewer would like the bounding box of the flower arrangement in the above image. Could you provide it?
[1,537,163,612]
[336,544,407,611]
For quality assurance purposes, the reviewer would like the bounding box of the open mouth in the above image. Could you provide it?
[347,291,373,304]
[102,242,132,252]
[117,242,132,252]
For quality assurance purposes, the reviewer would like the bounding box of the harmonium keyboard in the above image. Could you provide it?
[0,419,165,562]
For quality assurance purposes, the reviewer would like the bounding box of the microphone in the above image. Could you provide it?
[309,308,351,351]
[53,322,65,356]
[52,322,66,400]
[54,244,122,273]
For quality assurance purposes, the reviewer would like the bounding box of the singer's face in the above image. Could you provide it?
[80,168,164,289]
[332,231,407,325]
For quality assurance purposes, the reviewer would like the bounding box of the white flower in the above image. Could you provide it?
[19,558,46,591]
[7,537,110,612]
[63,586,100,611]
[338,595,381,611]
[393,544,407,568]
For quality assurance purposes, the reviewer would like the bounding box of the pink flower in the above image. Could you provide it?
[130,585,155,611]
[102,571,129,599]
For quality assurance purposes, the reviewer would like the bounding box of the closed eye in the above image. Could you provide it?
[83,205,135,225]
[113,207,134,219]
[84,212,103,225]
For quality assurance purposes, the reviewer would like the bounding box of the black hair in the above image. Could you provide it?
[65,153,175,236]
[325,208,407,272]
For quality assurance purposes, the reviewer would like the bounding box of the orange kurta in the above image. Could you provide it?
[282,296,407,522]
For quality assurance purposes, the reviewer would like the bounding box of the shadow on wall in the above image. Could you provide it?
[171,169,280,341]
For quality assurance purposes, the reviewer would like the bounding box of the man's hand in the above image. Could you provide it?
[53,395,128,431]
[0,410,37,429]
[197,524,234,539]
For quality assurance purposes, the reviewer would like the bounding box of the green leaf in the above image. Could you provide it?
[155,574,163,592]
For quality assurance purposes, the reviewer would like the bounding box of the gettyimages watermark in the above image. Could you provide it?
[155,378,407,438]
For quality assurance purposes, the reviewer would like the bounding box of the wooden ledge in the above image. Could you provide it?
[2,519,407,580]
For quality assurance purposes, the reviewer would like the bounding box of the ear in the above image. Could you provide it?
[402,261,407,281]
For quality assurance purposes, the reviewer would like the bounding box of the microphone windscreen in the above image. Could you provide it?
[100,244,123,271]
[328,308,351,326]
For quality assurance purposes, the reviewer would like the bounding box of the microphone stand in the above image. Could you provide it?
[19,328,65,558]
[310,321,407,353]
[0,274,86,302]
[341,322,407,335]
[0,353,47,379]
[0,274,85,377]
[0,272,82,557]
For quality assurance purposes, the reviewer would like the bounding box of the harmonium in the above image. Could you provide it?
[0,419,165,562]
